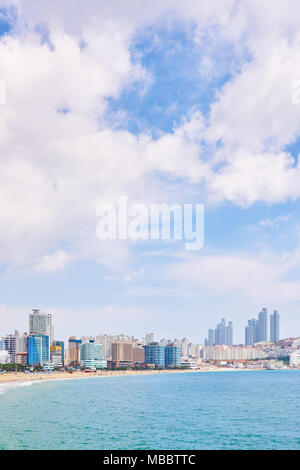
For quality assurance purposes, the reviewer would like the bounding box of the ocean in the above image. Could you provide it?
[0,370,299,450]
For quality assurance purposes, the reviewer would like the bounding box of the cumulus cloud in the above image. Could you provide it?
[1,0,300,273]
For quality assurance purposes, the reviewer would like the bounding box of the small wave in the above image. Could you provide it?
[0,380,38,395]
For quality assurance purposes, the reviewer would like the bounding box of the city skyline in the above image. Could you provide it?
[1,308,296,370]
[0,307,289,351]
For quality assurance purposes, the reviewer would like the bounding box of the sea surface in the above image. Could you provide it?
[0,370,299,450]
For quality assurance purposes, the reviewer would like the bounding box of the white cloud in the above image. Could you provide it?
[34,250,73,272]
[1,0,300,272]
[165,245,300,303]
[259,214,292,228]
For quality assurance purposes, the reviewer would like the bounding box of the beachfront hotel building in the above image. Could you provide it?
[54,340,65,366]
[144,342,166,367]
[144,342,181,368]
[203,345,265,361]
[29,309,53,347]
[2,331,20,363]
[111,341,135,368]
[132,345,145,364]
[165,343,181,367]
[80,340,106,369]
[50,345,63,368]
[68,337,82,367]
[27,334,49,365]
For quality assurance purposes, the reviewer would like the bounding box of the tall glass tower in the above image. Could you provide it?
[270,310,280,342]
[258,308,268,342]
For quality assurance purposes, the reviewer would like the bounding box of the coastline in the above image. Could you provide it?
[0,367,283,385]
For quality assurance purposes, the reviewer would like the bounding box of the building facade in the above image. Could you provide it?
[165,343,181,367]
[144,342,165,367]
[80,340,106,369]
[68,337,82,367]
[27,334,49,365]
[270,310,280,342]
[29,309,53,347]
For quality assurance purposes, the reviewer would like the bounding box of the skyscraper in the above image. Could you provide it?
[226,321,233,346]
[244,308,277,345]
[29,309,53,348]
[216,318,226,345]
[257,308,268,342]
[270,310,280,342]
[27,334,49,365]
[68,337,82,367]
[245,323,253,346]
[207,329,215,346]
[206,319,233,346]
[3,331,20,363]
[181,337,189,357]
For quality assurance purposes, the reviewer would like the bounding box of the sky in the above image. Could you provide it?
[0,0,300,344]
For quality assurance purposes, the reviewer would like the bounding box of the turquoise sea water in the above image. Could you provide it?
[0,370,299,450]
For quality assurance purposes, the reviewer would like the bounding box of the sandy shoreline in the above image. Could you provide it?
[0,367,275,385]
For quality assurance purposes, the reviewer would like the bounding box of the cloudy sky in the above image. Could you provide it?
[0,0,300,343]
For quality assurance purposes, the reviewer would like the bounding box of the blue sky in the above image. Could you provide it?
[0,1,300,343]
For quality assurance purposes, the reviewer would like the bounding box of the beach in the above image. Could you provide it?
[0,367,272,385]
[0,368,202,384]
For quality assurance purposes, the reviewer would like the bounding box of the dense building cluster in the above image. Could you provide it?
[1,308,299,371]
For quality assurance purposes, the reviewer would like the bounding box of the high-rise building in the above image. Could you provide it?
[216,319,226,345]
[226,321,233,346]
[270,310,280,342]
[29,310,53,352]
[68,337,82,367]
[245,324,253,346]
[54,341,65,366]
[2,331,27,363]
[3,331,20,363]
[207,329,215,346]
[96,334,115,359]
[27,334,49,365]
[50,345,63,368]
[165,343,181,367]
[245,308,277,345]
[144,342,165,367]
[206,319,233,346]
[257,308,268,342]
[181,338,189,357]
[80,340,106,369]
[144,333,154,345]
[132,345,145,364]
[111,341,134,368]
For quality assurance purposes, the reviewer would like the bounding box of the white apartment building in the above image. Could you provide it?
[203,345,265,361]
[29,309,53,345]
[2,331,27,363]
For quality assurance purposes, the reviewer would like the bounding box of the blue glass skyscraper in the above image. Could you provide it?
[27,334,49,365]
[165,343,181,367]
